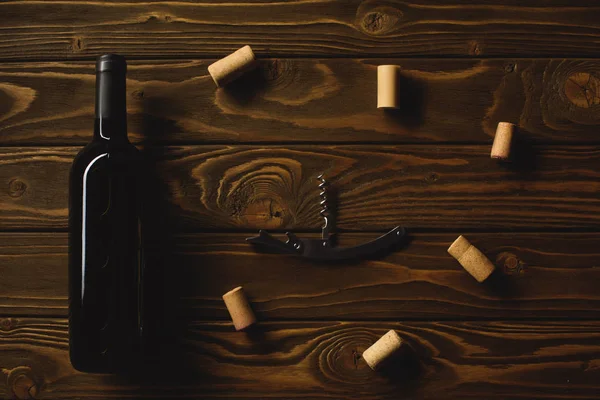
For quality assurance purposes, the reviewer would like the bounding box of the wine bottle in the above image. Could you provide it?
[68,54,144,373]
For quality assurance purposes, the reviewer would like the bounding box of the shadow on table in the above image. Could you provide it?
[120,93,211,389]
[113,91,425,396]
[500,131,541,173]
[381,73,427,130]
[377,343,424,391]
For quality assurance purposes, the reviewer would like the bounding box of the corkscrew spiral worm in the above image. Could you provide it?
[317,174,331,241]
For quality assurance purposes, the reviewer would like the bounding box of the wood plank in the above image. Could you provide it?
[2,145,600,230]
[1,1,600,60]
[2,232,599,320]
[0,234,66,316]
[0,147,73,230]
[1,59,599,145]
[1,318,599,399]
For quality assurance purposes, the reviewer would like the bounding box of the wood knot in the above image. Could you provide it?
[131,89,144,99]
[8,179,27,198]
[504,63,516,73]
[262,59,297,87]
[3,366,38,399]
[235,198,286,229]
[356,5,403,36]
[583,359,600,372]
[69,37,84,53]
[0,318,15,331]
[144,14,173,23]
[425,172,439,183]
[564,72,600,108]
[496,252,526,275]
[467,40,482,56]
[318,329,374,384]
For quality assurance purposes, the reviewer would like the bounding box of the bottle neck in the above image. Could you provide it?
[94,69,127,141]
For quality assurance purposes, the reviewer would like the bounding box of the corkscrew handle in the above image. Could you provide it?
[246,174,406,261]
[246,227,407,261]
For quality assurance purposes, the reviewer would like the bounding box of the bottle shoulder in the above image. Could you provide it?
[71,140,141,177]
[71,142,107,173]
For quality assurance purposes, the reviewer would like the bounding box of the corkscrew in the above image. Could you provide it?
[318,174,335,243]
[246,175,406,261]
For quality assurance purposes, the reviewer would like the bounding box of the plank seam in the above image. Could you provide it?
[4,55,600,63]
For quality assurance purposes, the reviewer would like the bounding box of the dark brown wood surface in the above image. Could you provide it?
[0,59,599,145]
[1,318,600,399]
[2,145,600,230]
[1,1,600,399]
[1,233,599,320]
[1,1,600,59]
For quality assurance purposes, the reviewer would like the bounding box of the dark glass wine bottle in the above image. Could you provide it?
[68,54,144,373]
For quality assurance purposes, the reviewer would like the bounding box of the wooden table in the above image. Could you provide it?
[1,1,600,398]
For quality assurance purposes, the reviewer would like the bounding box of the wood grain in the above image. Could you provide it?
[2,145,600,230]
[0,147,73,230]
[2,232,600,320]
[2,1,599,398]
[1,318,600,399]
[1,59,599,145]
[1,1,600,60]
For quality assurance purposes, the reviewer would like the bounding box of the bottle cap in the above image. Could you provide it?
[96,54,127,73]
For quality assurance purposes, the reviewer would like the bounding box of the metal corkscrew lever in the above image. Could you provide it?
[246,175,406,261]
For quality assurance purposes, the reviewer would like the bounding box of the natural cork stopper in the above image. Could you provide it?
[208,45,257,87]
[448,235,495,282]
[491,122,516,160]
[222,286,257,331]
[362,330,403,370]
[377,65,401,109]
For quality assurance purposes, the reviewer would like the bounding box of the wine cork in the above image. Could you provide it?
[222,286,257,331]
[448,235,495,283]
[362,330,403,370]
[208,45,257,87]
[377,65,401,109]
[491,122,516,160]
